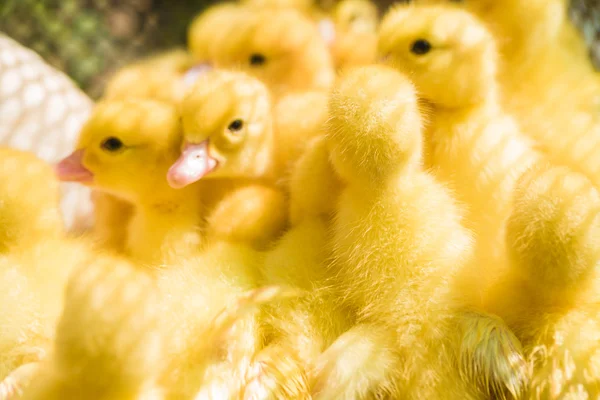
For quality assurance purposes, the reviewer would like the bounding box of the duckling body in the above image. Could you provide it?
[379,5,543,287]
[55,98,269,397]
[427,0,600,188]
[311,65,524,399]
[169,70,293,248]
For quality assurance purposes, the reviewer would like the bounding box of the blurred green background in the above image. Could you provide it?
[0,0,598,100]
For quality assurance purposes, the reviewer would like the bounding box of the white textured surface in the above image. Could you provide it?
[0,34,94,231]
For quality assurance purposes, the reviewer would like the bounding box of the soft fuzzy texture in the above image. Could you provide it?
[379,4,543,296]
[489,164,600,399]
[311,65,524,399]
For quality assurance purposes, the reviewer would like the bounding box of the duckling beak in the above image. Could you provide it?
[181,62,213,87]
[318,18,336,46]
[167,140,218,189]
[55,149,94,183]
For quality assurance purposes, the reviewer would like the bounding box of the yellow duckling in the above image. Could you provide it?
[421,0,600,186]
[312,65,525,399]
[53,99,268,398]
[98,50,213,253]
[188,7,332,177]
[194,7,335,97]
[328,0,379,71]
[379,4,543,287]
[489,164,600,398]
[168,70,290,248]
[56,99,203,265]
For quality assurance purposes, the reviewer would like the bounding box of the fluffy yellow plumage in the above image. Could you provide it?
[56,99,202,265]
[379,5,543,291]
[52,96,282,398]
[418,0,600,190]
[246,218,350,398]
[489,164,600,398]
[6,0,600,397]
[195,7,334,97]
[313,65,524,399]
[0,148,63,252]
[0,149,111,397]
[21,256,162,400]
[288,135,342,225]
[170,69,287,249]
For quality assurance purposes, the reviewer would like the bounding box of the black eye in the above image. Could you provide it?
[228,119,244,132]
[249,53,266,66]
[100,137,124,152]
[410,39,432,55]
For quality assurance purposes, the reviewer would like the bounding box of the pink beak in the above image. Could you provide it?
[182,63,213,87]
[318,18,336,46]
[167,140,218,189]
[55,149,94,183]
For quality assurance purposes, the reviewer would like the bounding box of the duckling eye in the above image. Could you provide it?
[100,137,124,152]
[249,53,266,66]
[349,13,359,23]
[410,39,432,55]
[227,119,244,132]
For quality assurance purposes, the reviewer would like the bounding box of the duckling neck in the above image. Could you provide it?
[127,186,204,266]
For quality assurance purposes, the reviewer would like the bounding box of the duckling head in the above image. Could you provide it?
[326,65,423,184]
[332,0,378,34]
[167,70,273,189]
[188,3,252,64]
[212,8,335,95]
[506,165,600,295]
[378,4,497,109]
[55,99,182,204]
